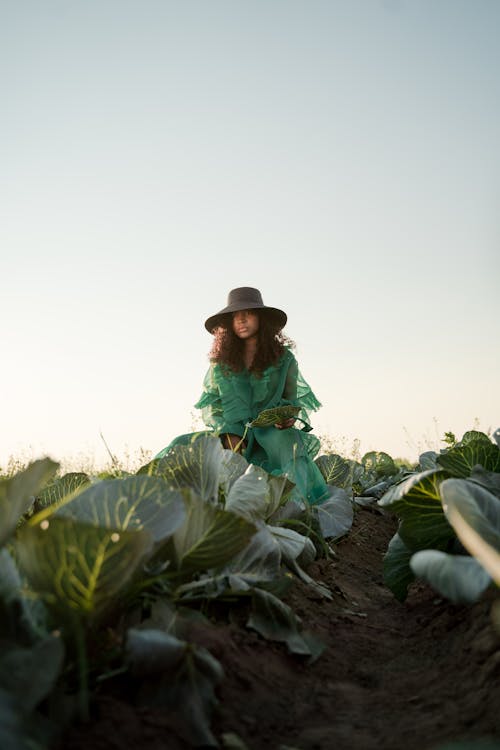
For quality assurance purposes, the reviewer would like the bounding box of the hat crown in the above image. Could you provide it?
[204,286,287,332]
[227,287,264,308]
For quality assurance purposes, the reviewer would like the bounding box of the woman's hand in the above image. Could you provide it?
[221,433,247,452]
[274,418,296,430]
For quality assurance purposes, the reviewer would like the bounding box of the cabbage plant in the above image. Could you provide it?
[380,429,500,604]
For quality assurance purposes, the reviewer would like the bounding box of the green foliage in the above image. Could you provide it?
[140,434,225,502]
[440,478,500,587]
[247,588,324,660]
[361,451,397,478]
[0,635,65,750]
[249,405,301,428]
[379,469,454,551]
[437,434,500,477]
[314,453,352,488]
[169,490,256,575]
[48,475,186,544]
[126,628,224,747]
[16,517,153,623]
[34,472,90,512]
[410,550,491,604]
[0,458,58,547]
[380,428,500,604]
[382,533,415,602]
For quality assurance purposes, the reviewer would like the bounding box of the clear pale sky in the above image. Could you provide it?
[1,0,499,470]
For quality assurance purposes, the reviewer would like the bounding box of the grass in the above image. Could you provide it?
[0,445,154,479]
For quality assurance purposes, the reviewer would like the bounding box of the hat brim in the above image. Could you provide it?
[205,304,287,333]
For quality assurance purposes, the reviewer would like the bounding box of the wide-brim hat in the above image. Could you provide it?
[204,287,287,333]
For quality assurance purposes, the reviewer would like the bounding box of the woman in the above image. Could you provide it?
[156,287,329,505]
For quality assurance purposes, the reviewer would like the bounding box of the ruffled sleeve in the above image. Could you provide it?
[194,365,246,437]
[281,352,321,429]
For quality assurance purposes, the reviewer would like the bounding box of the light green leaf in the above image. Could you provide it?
[223,527,282,590]
[225,464,271,521]
[47,475,186,544]
[219,450,249,496]
[267,473,294,516]
[314,488,354,540]
[268,525,314,566]
[35,472,90,510]
[268,525,331,600]
[249,405,301,428]
[441,479,500,552]
[383,532,415,602]
[147,433,224,502]
[0,459,58,547]
[437,439,500,477]
[172,491,256,573]
[410,550,491,604]
[440,478,500,585]
[225,464,289,523]
[378,469,453,550]
[16,516,153,622]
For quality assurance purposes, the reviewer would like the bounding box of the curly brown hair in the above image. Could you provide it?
[209,311,294,375]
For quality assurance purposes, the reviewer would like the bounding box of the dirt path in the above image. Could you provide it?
[64,507,500,750]
[213,507,500,749]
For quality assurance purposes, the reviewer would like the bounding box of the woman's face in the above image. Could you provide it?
[232,309,259,339]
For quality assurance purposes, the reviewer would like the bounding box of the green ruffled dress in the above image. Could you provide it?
[155,348,329,505]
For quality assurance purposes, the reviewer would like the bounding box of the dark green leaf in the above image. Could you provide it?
[0,635,64,713]
[378,469,454,550]
[459,430,493,446]
[247,588,324,658]
[362,451,397,478]
[172,491,256,573]
[469,466,500,499]
[437,439,500,477]
[418,451,438,471]
[314,454,351,487]
[383,532,415,602]
[0,690,24,750]
[126,628,185,676]
[0,459,58,547]
[128,627,224,747]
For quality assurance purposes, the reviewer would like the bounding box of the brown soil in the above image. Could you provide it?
[62,507,500,750]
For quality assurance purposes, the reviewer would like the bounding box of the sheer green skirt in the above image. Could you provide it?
[155,426,329,506]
